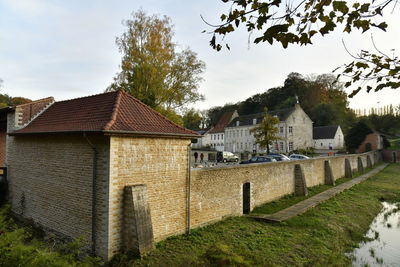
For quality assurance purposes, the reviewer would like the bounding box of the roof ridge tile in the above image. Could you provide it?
[103,90,123,130]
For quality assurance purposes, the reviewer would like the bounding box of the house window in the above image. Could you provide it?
[236,121,240,126]
[289,142,293,151]
[222,134,224,140]
[288,126,293,134]
[241,129,243,137]
[280,142,284,151]
[253,118,257,125]
[280,127,284,134]
[321,143,323,147]
[240,143,243,149]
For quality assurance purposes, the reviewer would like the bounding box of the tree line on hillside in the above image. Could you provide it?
[202,72,357,134]
[196,72,400,152]
[0,79,31,108]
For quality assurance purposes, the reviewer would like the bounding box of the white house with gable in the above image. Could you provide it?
[224,103,313,153]
[313,125,344,150]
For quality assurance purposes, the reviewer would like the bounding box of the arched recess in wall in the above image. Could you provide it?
[242,182,251,214]
[365,143,372,152]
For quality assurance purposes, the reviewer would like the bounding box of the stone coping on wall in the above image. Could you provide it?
[191,151,377,172]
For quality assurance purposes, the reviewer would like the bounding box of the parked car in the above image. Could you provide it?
[217,151,239,162]
[240,156,277,164]
[267,153,291,161]
[289,154,310,160]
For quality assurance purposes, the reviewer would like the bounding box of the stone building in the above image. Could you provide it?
[313,125,344,150]
[357,132,384,153]
[6,90,198,259]
[224,104,313,153]
[203,110,238,151]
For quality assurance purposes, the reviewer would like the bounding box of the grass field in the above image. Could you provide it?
[1,164,400,266]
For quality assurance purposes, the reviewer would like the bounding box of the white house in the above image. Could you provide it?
[313,125,344,150]
[224,104,313,153]
[203,110,238,151]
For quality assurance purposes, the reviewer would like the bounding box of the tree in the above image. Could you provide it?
[183,109,203,130]
[345,120,373,152]
[250,109,280,153]
[207,0,399,96]
[0,79,31,108]
[206,103,239,128]
[108,9,205,121]
[310,103,339,127]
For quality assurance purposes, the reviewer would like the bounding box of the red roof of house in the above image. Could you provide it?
[12,90,198,138]
[208,111,236,134]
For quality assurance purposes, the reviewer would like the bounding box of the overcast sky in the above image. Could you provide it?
[0,0,399,112]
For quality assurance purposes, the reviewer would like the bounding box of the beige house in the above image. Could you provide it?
[6,91,198,259]
[224,104,313,153]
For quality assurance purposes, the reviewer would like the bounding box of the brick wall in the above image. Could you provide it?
[358,133,383,153]
[189,151,378,228]
[382,149,400,162]
[108,136,191,256]
[6,129,111,258]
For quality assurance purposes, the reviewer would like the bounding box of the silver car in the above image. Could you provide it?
[289,154,310,160]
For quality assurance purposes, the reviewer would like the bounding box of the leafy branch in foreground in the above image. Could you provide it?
[204,0,399,97]
[206,0,395,51]
[335,38,400,97]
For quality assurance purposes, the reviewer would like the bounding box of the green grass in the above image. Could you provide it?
[251,167,374,215]
[1,164,398,267]
[108,164,400,267]
[251,175,355,215]
[0,205,101,267]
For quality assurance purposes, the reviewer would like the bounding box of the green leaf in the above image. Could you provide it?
[355,62,369,69]
[332,1,349,14]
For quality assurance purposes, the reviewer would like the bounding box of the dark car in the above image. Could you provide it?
[240,156,277,164]
[267,153,291,161]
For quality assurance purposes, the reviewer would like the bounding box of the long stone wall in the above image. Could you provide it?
[189,151,379,229]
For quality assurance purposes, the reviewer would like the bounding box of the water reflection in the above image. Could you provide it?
[351,202,400,266]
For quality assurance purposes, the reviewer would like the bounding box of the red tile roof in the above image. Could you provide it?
[12,91,199,138]
[208,111,236,134]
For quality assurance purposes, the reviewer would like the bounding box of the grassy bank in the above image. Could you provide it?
[1,164,399,266]
[0,205,100,267]
[108,164,400,266]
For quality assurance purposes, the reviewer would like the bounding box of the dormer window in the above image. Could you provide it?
[253,118,257,125]
[236,121,240,126]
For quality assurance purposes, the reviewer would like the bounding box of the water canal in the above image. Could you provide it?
[351,202,400,266]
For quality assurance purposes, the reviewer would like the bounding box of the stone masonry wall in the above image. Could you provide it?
[6,130,110,258]
[108,136,191,256]
[190,151,378,229]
